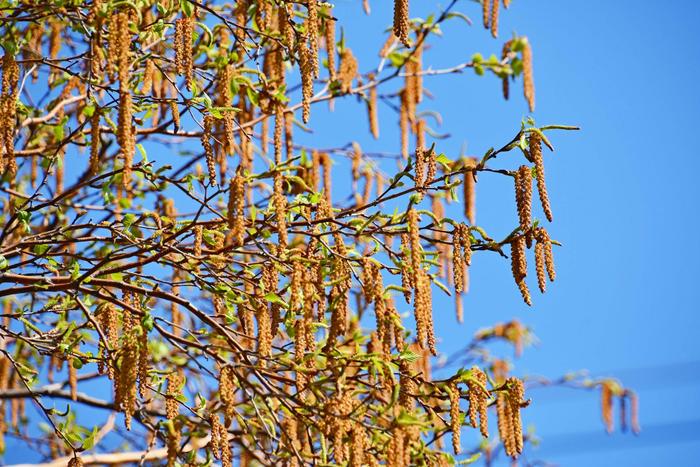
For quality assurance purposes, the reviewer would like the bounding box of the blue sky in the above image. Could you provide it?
[309,0,700,465]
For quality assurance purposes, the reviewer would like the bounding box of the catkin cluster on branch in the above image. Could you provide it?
[175,15,195,89]
[466,367,490,438]
[497,377,527,458]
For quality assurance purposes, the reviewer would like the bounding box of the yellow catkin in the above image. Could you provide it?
[529,132,552,221]
[393,0,410,47]
[515,165,533,243]
[69,363,78,401]
[414,147,425,191]
[416,118,426,151]
[176,15,195,89]
[482,0,491,29]
[463,158,477,225]
[490,0,500,38]
[142,58,155,95]
[339,48,358,94]
[299,37,314,123]
[169,100,181,132]
[118,91,134,190]
[601,382,613,433]
[414,269,436,355]
[307,0,319,77]
[1,54,19,175]
[399,90,409,159]
[522,39,535,112]
[325,10,337,81]
[202,115,217,185]
[228,174,246,246]
[219,365,236,425]
[367,73,379,138]
[535,238,546,293]
[510,235,531,306]
[448,382,461,454]
[210,413,222,459]
[166,371,183,420]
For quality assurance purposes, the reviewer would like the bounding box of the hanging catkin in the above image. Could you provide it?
[514,165,533,241]
[0,54,19,176]
[510,235,531,305]
[501,40,513,100]
[367,73,379,138]
[228,173,246,246]
[448,382,461,454]
[89,109,101,175]
[307,0,319,77]
[393,0,410,47]
[299,37,314,123]
[482,0,491,29]
[202,115,217,185]
[325,10,337,81]
[535,227,555,281]
[522,39,535,112]
[490,0,500,38]
[529,132,552,221]
[463,158,477,225]
[338,48,358,93]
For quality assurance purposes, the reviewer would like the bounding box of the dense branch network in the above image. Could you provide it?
[0,0,637,466]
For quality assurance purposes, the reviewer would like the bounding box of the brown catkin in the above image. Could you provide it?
[325,11,337,81]
[393,0,410,47]
[89,109,101,175]
[1,54,19,175]
[166,371,183,420]
[210,413,222,459]
[67,457,84,467]
[299,37,313,123]
[142,58,155,94]
[509,377,525,456]
[448,382,461,454]
[463,158,477,225]
[490,0,500,38]
[535,239,546,293]
[399,90,409,159]
[601,382,613,433]
[510,235,531,305]
[339,48,358,93]
[400,233,413,303]
[169,100,181,132]
[69,362,77,401]
[522,39,535,112]
[515,165,533,238]
[482,0,491,28]
[228,174,246,246]
[529,132,552,221]
[307,0,319,77]
[502,40,513,100]
[117,91,134,189]
[367,73,379,138]
[379,32,397,58]
[202,115,217,185]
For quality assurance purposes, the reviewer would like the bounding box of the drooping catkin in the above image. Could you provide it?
[118,91,134,190]
[1,54,19,175]
[210,413,222,459]
[514,165,532,239]
[299,37,314,123]
[400,233,414,303]
[307,0,319,77]
[522,39,535,112]
[69,362,78,401]
[501,40,513,100]
[536,227,555,281]
[463,158,477,225]
[228,173,246,246]
[490,0,500,38]
[510,235,531,306]
[367,73,379,138]
[482,0,491,28]
[601,382,613,433]
[142,59,155,95]
[166,370,183,420]
[534,238,546,293]
[448,382,461,454]
[89,109,101,175]
[414,269,436,355]
[169,100,181,132]
[399,90,409,159]
[339,48,358,94]
[466,367,490,438]
[202,115,217,185]
[175,15,195,89]
[393,0,410,47]
[325,10,337,81]
[529,132,552,221]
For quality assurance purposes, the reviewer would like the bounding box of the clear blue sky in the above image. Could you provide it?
[5,1,700,465]
[305,0,700,465]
